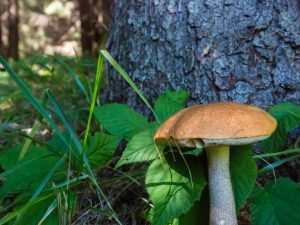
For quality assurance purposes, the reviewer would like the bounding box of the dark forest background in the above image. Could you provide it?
[0,0,113,59]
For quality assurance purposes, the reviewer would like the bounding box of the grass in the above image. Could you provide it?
[0,49,197,224]
[0,53,117,224]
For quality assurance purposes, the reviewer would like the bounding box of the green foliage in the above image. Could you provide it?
[116,124,160,168]
[154,90,189,122]
[146,152,207,225]
[94,103,149,140]
[87,132,120,168]
[0,146,65,198]
[250,178,300,225]
[12,194,59,225]
[261,102,300,152]
[230,145,257,210]
[0,194,57,225]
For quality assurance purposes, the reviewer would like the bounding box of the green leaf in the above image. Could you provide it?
[146,153,207,225]
[249,178,300,225]
[154,90,189,122]
[261,102,300,152]
[88,132,119,168]
[230,145,257,210]
[179,187,209,225]
[94,103,149,139]
[0,146,65,198]
[116,124,159,168]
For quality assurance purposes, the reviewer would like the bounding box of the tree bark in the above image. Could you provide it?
[106,0,300,113]
[8,0,19,60]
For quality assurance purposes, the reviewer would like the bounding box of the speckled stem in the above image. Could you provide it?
[206,145,237,225]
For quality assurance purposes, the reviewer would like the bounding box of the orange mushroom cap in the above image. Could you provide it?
[154,102,277,147]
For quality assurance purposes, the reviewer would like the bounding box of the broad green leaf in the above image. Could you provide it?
[146,153,207,225]
[179,187,209,225]
[154,90,189,122]
[116,124,159,168]
[261,102,300,152]
[249,178,300,225]
[88,132,119,168]
[94,103,149,140]
[47,132,72,153]
[230,145,257,210]
[0,146,65,198]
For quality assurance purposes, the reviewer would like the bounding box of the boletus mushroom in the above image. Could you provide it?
[154,102,277,225]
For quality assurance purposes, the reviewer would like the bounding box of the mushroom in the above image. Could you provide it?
[154,102,277,225]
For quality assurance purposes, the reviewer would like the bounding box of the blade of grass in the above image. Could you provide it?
[38,199,57,225]
[253,148,300,159]
[82,52,104,152]
[46,90,81,158]
[0,194,54,225]
[31,154,68,201]
[14,154,67,224]
[55,57,90,103]
[19,90,49,160]
[258,155,299,175]
[0,154,53,180]
[18,119,41,160]
[46,90,95,182]
[46,175,88,191]
[100,50,160,123]
[73,47,94,98]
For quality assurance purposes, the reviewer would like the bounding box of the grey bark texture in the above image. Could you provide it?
[106,0,300,114]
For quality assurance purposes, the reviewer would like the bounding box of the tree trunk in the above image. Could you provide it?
[0,0,8,57]
[106,0,300,114]
[78,0,113,57]
[8,0,19,60]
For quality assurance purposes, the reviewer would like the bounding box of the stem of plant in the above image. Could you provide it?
[253,148,300,159]
[206,145,237,225]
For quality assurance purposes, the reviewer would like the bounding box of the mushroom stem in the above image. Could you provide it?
[206,145,237,225]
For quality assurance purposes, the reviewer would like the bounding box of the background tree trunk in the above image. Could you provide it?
[8,0,19,60]
[106,0,300,114]
[78,0,113,57]
[0,0,8,57]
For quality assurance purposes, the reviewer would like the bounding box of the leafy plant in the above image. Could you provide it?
[2,49,300,225]
[97,51,300,225]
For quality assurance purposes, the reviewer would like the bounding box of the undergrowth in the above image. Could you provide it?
[0,51,300,225]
